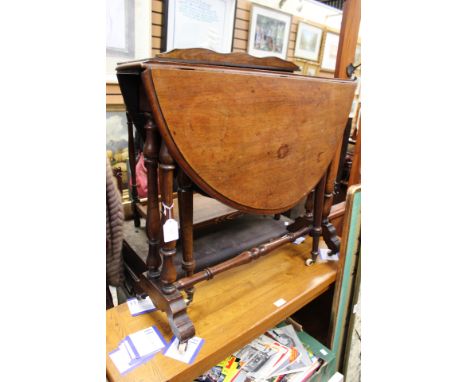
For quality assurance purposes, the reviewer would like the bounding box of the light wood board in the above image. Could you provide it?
[107,236,337,382]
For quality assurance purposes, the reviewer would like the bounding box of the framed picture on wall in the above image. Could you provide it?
[294,22,323,62]
[320,31,340,72]
[163,0,237,53]
[106,108,130,189]
[106,0,152,83]
[247,4,291,59]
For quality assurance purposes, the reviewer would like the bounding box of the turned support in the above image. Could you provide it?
[175,226,311,290]
[126,112,141,228]
[311,175,326,262]
[304,188,315,220]
[177,171,195,303]
[143,113,162,277]
[321,148,342,254]
[159,141,178,294]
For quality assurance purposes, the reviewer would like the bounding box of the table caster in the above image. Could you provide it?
[305,258,314,266]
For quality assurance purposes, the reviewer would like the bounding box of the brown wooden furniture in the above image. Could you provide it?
[117,48,356,344]
[106,236,337,382]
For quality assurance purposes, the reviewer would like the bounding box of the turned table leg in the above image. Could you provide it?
[310,175,326,263]
[177,171,195,304]
[143,113,162,278]
[321,151,342,255]
[159,141,178,294]
[126,112,141,228]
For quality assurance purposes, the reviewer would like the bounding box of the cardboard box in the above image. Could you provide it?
[294,330,336,382]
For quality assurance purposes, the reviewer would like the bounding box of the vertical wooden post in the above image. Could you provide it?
[322,0,361,254]
[348,118,361,186]
[143,113,162,278]
[311,176,326,262]
[304,189,315,220]
[159,141,178,294]
[126,112,141,228]
[177,171,195,303]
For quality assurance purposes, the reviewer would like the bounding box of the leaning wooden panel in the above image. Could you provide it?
[145,64,356,213]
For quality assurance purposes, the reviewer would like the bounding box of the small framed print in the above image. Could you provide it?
[320,31,340,72]
[163,0,237,53]
[248,4,292,59]
[294,22,323,62]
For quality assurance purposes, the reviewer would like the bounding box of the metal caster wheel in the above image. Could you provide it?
[305,258,314,266]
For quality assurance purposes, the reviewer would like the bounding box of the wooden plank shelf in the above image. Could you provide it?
[106,236,337,382]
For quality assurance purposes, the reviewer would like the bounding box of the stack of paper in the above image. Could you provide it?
[109,326,167,375]
[196,325,324,382]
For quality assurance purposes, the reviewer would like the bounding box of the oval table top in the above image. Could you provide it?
[145,64,356,214]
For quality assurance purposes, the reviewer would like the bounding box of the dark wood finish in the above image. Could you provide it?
[174,225,311,291]
[336,117,353,187]
[117,49,356,342]
[140,274,195,343]
[329,201,346,237]
[348,117,361,186]
[177,171,195,303]
[322,0,361,254]
[158,141,178,294]
[126,112,141,227]
[144,64,355,214]
[311,175,326,262]
[143,113,162,277]
[285,189,314,233]
[127,47,300,72]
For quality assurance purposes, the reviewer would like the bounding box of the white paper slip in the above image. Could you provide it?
[163,336,204,364]
[163,218,179,242]
[127,296,157,316]
[274,298,286,307]
[293,236,306,245]
[319,248,339,261]
[109,343,143,375]
[126,326,167,359]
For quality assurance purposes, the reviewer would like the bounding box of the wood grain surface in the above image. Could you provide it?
[147,64,356,214]
[153,48,300,72]
[107,237,337,382]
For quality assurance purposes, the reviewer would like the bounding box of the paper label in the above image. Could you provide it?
[319,248,339,261]
[163,336,204,364]
[293,236,306,245]
[274,298,286,307]
[319,348,328,356]
[127,296,157,316]
[163,218,179,243]
[127,326,167,359]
